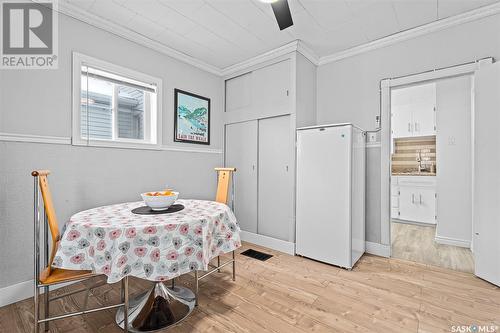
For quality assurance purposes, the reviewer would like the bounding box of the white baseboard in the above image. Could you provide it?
[240,231,295,255]
[365,241,391,258]
[435,235,471,248]
[0,279,34,308]
[0,279,76,308]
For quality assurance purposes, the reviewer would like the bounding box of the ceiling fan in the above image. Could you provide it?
[260,0,294,31]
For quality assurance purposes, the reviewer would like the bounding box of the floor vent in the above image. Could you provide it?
[241,249,273,261]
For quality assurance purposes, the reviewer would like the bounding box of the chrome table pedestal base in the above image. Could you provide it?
[116,282,195,332]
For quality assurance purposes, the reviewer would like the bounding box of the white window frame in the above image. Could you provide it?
[72,52,163,149]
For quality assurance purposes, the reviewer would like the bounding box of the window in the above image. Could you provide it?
[73,53,162,149]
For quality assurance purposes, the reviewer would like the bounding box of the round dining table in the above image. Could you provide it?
[52,199,242,332]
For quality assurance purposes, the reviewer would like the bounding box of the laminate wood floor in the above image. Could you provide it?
[1,242,499,333]
[391,221,474,273]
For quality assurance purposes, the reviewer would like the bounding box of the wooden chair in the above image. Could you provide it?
[32,170,129,332]
[192,167,237,305]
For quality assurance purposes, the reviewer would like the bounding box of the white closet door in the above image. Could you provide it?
[474,61,500,287]
[225,72,252,113]
[258,115,293,241]
[252,60,291,115]
[225,121,258,233]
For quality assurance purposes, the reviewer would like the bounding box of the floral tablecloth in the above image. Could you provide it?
[53,199,241,283]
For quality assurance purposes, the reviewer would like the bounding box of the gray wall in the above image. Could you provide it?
[0,14,223,288]
[317,14,500,244]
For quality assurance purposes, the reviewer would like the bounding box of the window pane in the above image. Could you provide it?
[117,86,145,140]
[81,75,113,140]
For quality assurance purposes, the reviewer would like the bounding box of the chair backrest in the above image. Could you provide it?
[215,167,236,205]
[32,170,60,270]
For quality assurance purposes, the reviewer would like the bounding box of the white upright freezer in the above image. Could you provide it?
[295,123,366,269]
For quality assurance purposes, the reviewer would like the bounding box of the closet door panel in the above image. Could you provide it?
[252,60,291,115]
[258,115,293,241]
[225,72,252,113]
[225,121,258,233]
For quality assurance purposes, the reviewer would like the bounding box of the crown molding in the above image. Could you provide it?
[55,1,221,75]
[221,40,299,78]
[296,41,320,66]
[220,40,320,78]
[319,2,500,66]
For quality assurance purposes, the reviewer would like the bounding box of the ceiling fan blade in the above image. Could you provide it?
[271,0,294,31]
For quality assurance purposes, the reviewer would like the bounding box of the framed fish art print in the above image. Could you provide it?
[174,89,210,145]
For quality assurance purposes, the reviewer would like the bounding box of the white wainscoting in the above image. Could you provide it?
[365,241,391,258]
[435,235,471,248]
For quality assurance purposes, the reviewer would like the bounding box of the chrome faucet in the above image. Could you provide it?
[416,150,423,172]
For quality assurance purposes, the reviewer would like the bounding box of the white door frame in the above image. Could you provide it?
[379,57,493,248]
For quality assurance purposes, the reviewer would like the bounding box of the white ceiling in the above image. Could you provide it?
[61,0,500,69]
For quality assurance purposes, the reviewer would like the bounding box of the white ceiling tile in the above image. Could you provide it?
[190,3,267,52]
[184,25,247,60]
[63,0,96,10]
[348,1,399,40]
[299,0,354,31]
[437,0,500,19]
[346,0,393,13]
[128,14,166,38]
[207,0,292,44]
[392,0,437,31]
[158,0,205,16]
[88,1,137,25]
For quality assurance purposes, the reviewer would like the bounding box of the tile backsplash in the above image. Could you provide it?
[392,136,436,173]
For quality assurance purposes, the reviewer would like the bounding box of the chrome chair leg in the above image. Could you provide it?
[232,251,236,282]
[171,277,175,289]
[122,276,129,333]
[194,271,199,306]
[43,286,49,332]
[34,285,40,333]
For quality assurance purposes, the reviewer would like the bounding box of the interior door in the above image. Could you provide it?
[225,121,258,233]
[474,61,500,287]
[258,115,293,241]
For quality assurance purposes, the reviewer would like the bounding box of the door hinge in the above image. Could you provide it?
[286,90,289,96]
[398,212,401,216]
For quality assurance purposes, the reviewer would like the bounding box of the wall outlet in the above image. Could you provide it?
[367,132,377,142]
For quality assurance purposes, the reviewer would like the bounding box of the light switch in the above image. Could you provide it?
[448,136,456,145]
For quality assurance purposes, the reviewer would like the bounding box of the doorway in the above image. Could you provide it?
[380,60,492,272]
[389,78,474,272]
